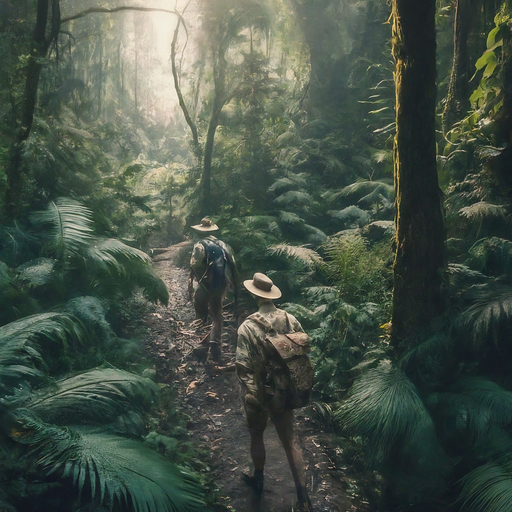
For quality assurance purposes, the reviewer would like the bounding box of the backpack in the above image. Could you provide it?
[198,239,227,292]
[259,313,315,410]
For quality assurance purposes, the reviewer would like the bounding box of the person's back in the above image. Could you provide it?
[236,273,312,511]
[189,219,237,361]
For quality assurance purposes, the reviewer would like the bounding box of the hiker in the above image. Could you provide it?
[236,272,313,512]
[188,217,237,361]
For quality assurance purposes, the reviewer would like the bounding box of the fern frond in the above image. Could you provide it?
[10,411,205,512]
[16,258,57,287]
[341,179,394,201]
[268,177,295,193]
[0,313,83,400]
[31,198,94,259]
[133,269,170,306]
[274,190,312,207]
[279,210,304,225]
[459,201,506,221]
[63,296,113,341]
[328,206,370,227]
[28,368,158,426]
[268,244,322,268]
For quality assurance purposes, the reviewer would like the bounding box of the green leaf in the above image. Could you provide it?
[31,198,94,260]
[475,51,497,71]
[28,368,158,427]
[10,412,205,512]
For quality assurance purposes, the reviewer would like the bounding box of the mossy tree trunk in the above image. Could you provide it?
[390,0,448,354]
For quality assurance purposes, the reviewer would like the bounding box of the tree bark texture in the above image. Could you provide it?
[442,0,476,134]
[391,0,448,353]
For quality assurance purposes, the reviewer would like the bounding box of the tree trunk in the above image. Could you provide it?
[200,97,223,216]
[442,0,476,134]
[3,0,59,221]
[390,0,448,354]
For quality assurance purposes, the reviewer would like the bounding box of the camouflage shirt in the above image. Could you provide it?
[236,304,303,402]
[189,236,236,291]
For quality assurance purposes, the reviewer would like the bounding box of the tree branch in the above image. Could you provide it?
[61,6,177,24]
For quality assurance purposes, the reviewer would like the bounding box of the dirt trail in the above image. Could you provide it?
[143,242,373,512]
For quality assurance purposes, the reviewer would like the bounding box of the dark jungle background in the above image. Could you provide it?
[2,0,512,511]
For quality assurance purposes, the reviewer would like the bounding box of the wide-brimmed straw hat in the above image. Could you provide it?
[191,217,219,232]
[243,272,282,299]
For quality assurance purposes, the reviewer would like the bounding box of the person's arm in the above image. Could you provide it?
[189,242,205,300]
[235,327,259,398]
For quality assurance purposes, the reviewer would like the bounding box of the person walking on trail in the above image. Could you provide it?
[236,272,312,512]
[188,217,238,362]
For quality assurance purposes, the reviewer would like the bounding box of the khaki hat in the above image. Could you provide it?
[244,272,282,299]
[191,217,219,232]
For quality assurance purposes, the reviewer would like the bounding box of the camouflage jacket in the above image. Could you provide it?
[235,304,303,402]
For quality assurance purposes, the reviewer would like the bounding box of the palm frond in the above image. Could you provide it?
[337,362,442,466]
[31,198,94,259]
[92,238,151,266]
[450,377,512,427]
[268,177,295,193]
[459,458,512,512]
[28,368,158,427]
[399,333,453,389]
[341,179,394,202]
[9,411,205,512]
[63,296,113,342]
[268,244,322,268]
[274,190,312,207]
[0,313,83,402]
[16,258,58,287]
[304,286,339,301]
[468,237,512,275]
[279,210,304,225]
[457,283,512,343]
[328,205,371,227]
[459,201,506,221]
[133,269,170,306]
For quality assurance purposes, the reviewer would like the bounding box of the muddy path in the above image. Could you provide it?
[142,242,374,512]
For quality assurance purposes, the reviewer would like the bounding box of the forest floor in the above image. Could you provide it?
[140,241,376,512]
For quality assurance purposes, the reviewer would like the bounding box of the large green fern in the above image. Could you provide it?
[9,411,205,512]
[0,313,83,404]
[31,198,94,260]
[27,368,158,427]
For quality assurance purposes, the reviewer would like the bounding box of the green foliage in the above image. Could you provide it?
[322,232,392,305]
[9,411,205,512]
[337,362,448,502]
[27,368,158,428]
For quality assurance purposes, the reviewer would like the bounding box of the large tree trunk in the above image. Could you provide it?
[3,0,59,221]
[390,0,448,354]
[442,0,477,134]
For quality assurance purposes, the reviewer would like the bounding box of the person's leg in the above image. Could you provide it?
[272,409,311,510]
[194,286,209,323]
[208,290,224,360]
[243,395,268,493]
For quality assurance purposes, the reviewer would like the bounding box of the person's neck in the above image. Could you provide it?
[258,300,276,313]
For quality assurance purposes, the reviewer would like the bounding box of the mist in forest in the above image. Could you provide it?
[2,1,512,511]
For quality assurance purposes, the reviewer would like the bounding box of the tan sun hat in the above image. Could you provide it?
[191,217,219,232]
[243,272,282,299]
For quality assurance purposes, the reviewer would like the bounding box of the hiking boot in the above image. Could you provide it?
[242,473,264,494]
